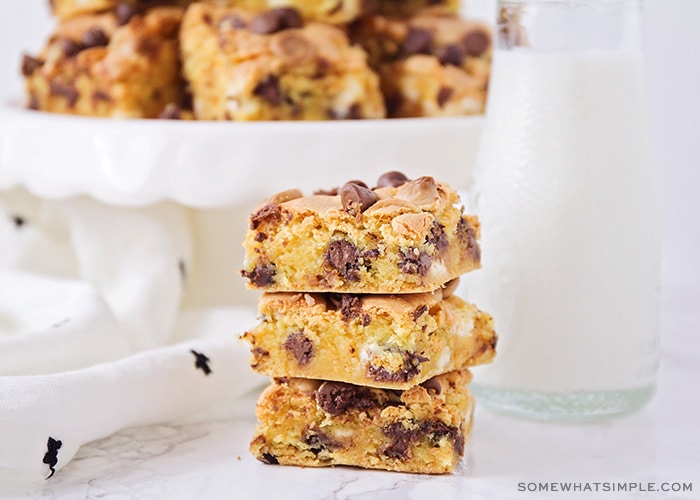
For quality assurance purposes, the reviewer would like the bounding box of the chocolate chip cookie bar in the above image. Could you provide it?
[243,283,496,389]
[49,0,193,19]
[180,3,385,120]
[351,12,492,117]
[241,173,481,293]
[250,369,474,474]
[205,0,370,24]
[21,7,184,118]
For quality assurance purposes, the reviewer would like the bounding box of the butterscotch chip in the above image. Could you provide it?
[250,369,474,474]
[351,12,492,117]
[22,7,185,118]
[241,174,481,293]
[242,288,497,389]
[180,3,385,121]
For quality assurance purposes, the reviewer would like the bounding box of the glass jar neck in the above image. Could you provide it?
[498,0,644,53]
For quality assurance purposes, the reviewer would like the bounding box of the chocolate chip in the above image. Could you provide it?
[376,171,409,188]
[420,420,464,455]
[398,247,431,276]
[82,28,109,49]
[426,221,449,252]
[420,376,442,394]
[249,203,282,230]
[457,218,480,262]
[248,7,302,34]
[437,43,466,67]
[412,305,428,321]
[463,30,490,57]
[59,38,82,58]
[368,351,429,383]
[314,187,339,196]
[403,27,432,55]
[253,75,283,106]
[340,182,378,215]
[437,86,453,108]
[49,81,79,107]
[115,3,137,26]
[259,452,279,464]
[346,180,368,189]
[241,261,276,287]
[381,422,414,460]
[303,428,340,455]
[284,332,314,365]
[315,381,379,416]
[21,54,42,77]
[324,240,361,281]
[328,294,369,324]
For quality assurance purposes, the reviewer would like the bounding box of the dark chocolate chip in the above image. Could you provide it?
[412,305,428,321]
[49,81,79,107]
[324,240,361,281]
[248,7,302,34]
[59,38,82,58]
[420,420,464,455]
[259,452,279,465]
[241,261,276,287]
[463,30,490,57]
[303,428,340,455]
[426,221,449,252]
[115,3,137,26]
[284,332,314,365]
[249,203,282,230]
[420,376,442,394]
[328,294,369,324]
[456,217,480,262]
[368,351,429,383]
[21,54,42,77]
[376,171,409,188]
[253,75,283,106]
[340,182,378,215]
[315,381,380,416]
[397,247,431,276]
[437,86,453,108]
[403,27,432,55]
[381,422,414,460]
[81,28,109,49]
[437,43,466,67]
[314,187,339,196]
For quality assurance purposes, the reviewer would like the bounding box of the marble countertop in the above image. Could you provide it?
[5,296,697,500]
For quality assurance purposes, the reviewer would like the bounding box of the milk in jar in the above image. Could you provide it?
[463,0,659,419]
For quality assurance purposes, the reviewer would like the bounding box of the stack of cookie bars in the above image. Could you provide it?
[241,172,497,474]
[21,0,492,119]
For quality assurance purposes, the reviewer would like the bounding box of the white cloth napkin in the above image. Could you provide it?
[0,189,264,481]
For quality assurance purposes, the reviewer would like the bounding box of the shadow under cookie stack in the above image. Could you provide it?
[21,0,492,120]
[241,172,497,474]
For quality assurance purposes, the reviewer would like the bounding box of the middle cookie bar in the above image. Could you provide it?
[241,174,481,293]
[242,284,496,389]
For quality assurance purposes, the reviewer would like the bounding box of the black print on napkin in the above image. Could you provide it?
[43,437,62,479]
[10,214,26,229]
[190,350,212,376]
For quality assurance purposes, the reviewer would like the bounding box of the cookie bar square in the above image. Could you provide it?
[243,284,496,389]
[351,12,492,117]
[250,369,474,474]
[49,0,193,19]
[180,3,385,120]
[204,0,370,24]
[241,174,481,293]
[21,7,184,118]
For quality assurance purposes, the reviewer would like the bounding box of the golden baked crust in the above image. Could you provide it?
[49,0,194,19]
[243,286,496,389]
[21,7,184,118]
[180,3,386,120]
[250,369,474,474]
[351,12,492,117]
[241,174,481,293]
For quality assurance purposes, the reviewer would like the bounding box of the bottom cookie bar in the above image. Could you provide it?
[250,369,474,474]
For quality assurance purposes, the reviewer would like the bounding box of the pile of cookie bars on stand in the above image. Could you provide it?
[21,0,491,120]
[241,173,497,474]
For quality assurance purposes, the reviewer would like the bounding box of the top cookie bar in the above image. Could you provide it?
[49,0,194,18]
[241,172,481,294]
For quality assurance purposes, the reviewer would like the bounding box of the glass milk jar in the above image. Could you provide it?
[463,0,659,419]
